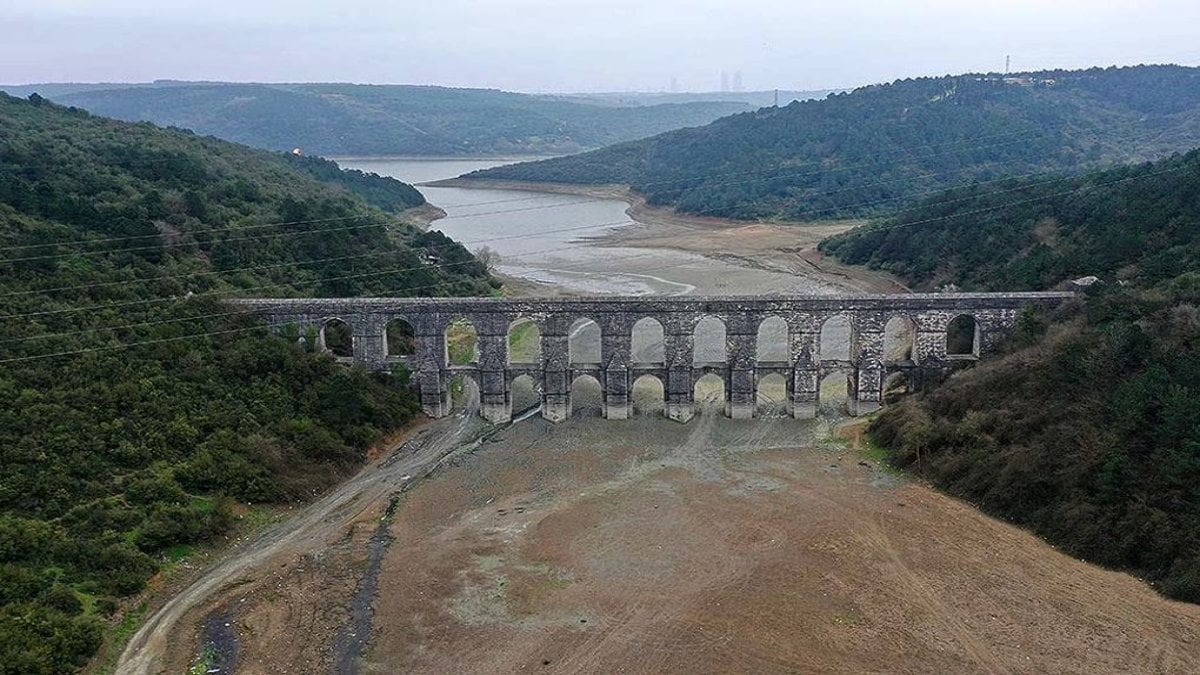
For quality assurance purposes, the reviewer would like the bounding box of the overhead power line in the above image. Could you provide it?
[1,158,1188,361]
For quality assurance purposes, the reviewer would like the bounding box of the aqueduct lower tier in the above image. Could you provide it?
[232,293,1073,423]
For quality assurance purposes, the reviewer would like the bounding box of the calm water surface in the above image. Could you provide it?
[339,157,838,297]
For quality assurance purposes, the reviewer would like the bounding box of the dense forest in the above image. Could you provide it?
[469,65,1200,220]
[823,150,1200,602]
[0,93,493,673]
[0,82,749,157]
[819,150,1200,289]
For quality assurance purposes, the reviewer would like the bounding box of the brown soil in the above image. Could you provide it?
[217,507,376,674]
[400,203,447,230]
[114,414,492,675]
[353,413,1200,674]
[130,408,1200,674]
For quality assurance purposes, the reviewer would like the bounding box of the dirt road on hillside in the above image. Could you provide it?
[114,407,493,675]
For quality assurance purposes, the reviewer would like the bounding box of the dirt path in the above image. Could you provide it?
[114,408,492,675]
[169,408,1200,674]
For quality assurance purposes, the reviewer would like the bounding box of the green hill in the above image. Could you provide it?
[823,150,1200,603]
[0,93,492,673]
[468,65,1200,220]
[819,150,1200,290]
[0,82,750,157]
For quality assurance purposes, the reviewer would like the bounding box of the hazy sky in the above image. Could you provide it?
[3,0,1199,92]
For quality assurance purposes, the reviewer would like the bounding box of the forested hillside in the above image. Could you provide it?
[0,82,749,157]
[823,151,1200,603]
[0,93,493,673]
[469,65,1200,220]
[820,150,1200,290]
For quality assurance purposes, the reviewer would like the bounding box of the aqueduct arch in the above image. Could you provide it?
[234,292,1072,424]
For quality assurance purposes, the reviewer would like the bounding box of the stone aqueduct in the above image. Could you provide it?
[233,293,1073,424]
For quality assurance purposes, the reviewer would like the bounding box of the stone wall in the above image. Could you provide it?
[230,293,1073,423]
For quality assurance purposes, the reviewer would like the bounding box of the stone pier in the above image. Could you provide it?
[234,292,1072,423]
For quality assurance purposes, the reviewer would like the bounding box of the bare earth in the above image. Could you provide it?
[400,203,448,231]
[204,413,1200,674]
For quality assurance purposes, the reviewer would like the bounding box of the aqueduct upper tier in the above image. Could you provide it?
[232,293,1073,423]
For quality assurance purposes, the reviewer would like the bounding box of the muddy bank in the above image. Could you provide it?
[426,178,907,294]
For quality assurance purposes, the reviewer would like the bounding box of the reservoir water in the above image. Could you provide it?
[338,157,841,297]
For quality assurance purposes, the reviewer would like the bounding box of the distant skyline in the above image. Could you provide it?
[3,0,1199,93]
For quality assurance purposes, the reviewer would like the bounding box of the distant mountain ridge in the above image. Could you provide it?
[552,89,841,108]
[466,64,1200,220]
[0,81,751,157]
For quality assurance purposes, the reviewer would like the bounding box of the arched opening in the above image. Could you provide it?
[883,371,913,406]
[631,318,665,363]
[449,373,481,414]
[693,373,726,413]
[946,315,979,357]
[570,374,604,418]
[385,318,416,357]
[569,318,601,364]
[756,316,789,363]
[511,374,541,415]
[321,318,353,358]
[445,318,478,366]
[756,373,789,417]
[508,318,541,364]
[884,316,916,364]
[820,314,851,362]
[693,316,727,365]
[819,369,852,416]
[631,374,665,415]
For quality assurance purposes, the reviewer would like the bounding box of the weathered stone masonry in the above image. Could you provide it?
[231,293,1073,424]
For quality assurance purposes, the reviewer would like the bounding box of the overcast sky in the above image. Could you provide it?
[3,0,1199,92]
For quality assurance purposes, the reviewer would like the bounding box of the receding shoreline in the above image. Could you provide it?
[400,202,447,230]
[426,177,909,294]
[333,155,559,163]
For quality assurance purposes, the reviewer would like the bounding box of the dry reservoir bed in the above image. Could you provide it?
[221,411,1200,674]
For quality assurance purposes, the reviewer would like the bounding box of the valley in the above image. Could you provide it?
[112,160,1200,673]
[1,42,1198,673]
